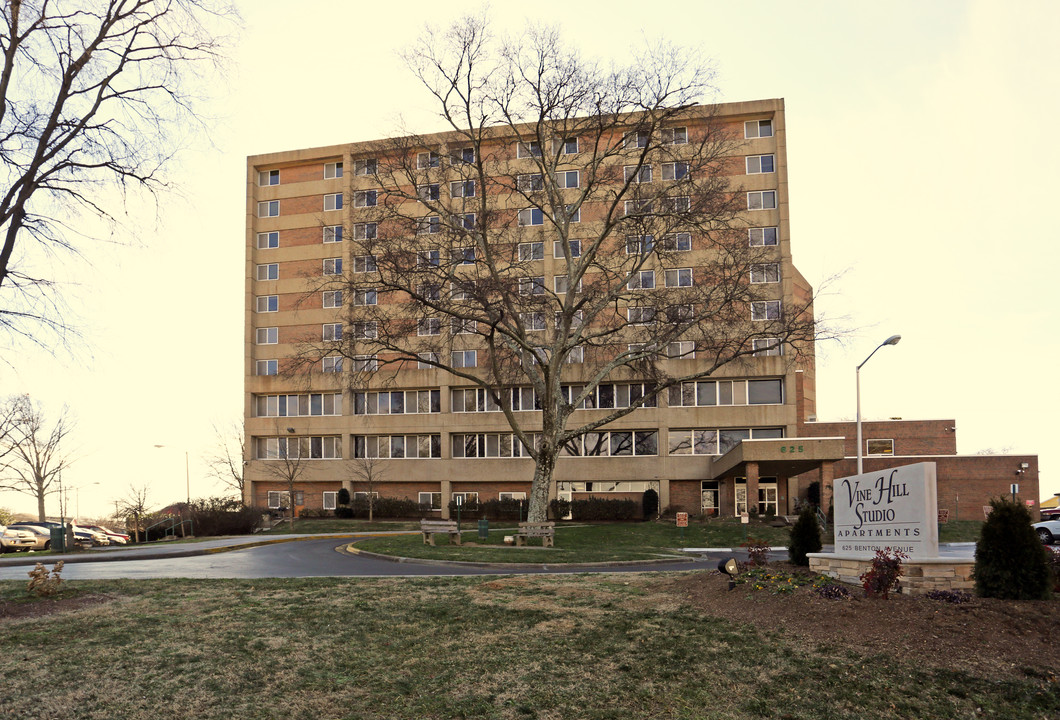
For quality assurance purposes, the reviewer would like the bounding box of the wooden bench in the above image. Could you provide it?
[515,521,555,548]
[420,519,462,546]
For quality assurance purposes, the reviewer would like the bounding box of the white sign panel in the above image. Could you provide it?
[833,462,939,559]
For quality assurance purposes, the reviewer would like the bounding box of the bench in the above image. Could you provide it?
[515,521,555,548]
[420,519,462,546]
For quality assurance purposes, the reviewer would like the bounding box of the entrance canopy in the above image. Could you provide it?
[708,437,846,480]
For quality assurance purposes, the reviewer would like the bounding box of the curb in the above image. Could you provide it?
[340,541,695,570]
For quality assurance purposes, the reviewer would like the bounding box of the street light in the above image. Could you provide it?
[856,334,902,475]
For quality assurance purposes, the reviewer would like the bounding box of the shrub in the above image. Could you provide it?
[642,489,659,519]
[807,481,821,508]
[925,589,972,604]
[740,537,770,567]
[974,497,1051,600]
[351,496,421,519]
[187,498,264,535]
[334,506,354,519]
[27,562,64,597]
[788,505,823,566]
[569,497,638,521]
[337,488,351,507]
[447,500,481,518]
[480,499,525,521]
[860,547,907,598]
[1047,547,1060,593]
[812,581,852,601]
[549,498,571,521]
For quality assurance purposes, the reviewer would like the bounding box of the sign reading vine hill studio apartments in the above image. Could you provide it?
[833,462,939,559]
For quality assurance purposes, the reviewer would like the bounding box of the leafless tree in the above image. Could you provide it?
[0,0,237,346]
[118,483,151,543]
[0,394,75,521]
[255,426,311,530]
[348,455,387,523]
[302,18,821,522]
[205,420,246,503]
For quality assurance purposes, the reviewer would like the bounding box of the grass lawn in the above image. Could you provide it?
[0,573,1054,720]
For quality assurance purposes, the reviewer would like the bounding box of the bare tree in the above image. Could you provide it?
[0,0,237,345]
[348,456,387,523]
[118,484,151,543]
[255,427,311,530]
[205,420,246,503]
[0,394,75,521]
[302,19,820,522]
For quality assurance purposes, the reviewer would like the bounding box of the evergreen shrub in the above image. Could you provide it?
[787,505,822,566]
[974,497,1051,600]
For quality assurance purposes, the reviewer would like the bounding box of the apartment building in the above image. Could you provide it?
[245,98,851,519]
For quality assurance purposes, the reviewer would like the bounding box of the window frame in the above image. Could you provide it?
[324,162,343,179]
[746,154,776,174]
[322,323,343,341]
[749,227,778,246]
[256,263,279,281]
[750,263,780,284]
[257,231,279,249]
[353,190,378,208]
[258,169,279,186]
[256,327,278,345]
[257,200,279,218]
[354,158,376,176]
[323,225,343,243]
[517,140,542,158]
[323,193,343,211]
[256,295,278,313]
[751,301,782,321]
[745,119,774,138]
[747,191,777,211]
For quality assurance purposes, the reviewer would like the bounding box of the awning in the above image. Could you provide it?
[708,437,846,480]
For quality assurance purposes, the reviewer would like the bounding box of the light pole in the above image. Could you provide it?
[856,334,902,475]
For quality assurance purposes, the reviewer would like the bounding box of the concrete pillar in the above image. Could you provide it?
[440,477,452,519]
[659,478,670,514]
[820,461,834,514]
[745,462,759,515]
[718,479,733,517]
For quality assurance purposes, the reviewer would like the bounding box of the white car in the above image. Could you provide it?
[1033,516,1060,545]
[0,525,38,552]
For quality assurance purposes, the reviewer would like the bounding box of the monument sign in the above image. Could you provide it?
[833,462,939,559]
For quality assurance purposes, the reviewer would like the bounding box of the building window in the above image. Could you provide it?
[322,356,343,373]
[628,270,655,290]
[417,352,439,369]
[751,301,781,321]
[324,193,343,211]
[352,355,377,372]
[453,247,475,265]
[555,170,579,189]
[517,173,544,192]
[417,283,441,301]
[665,304,694,322]
[519,276,546,295]
[627,307,655,324]
[662,162,689,181]
[256,327,278,345]
[747,191,777,211]
[560,137,578,154]
[324,162,343,179]
[668,379,782,408]
[746,155,775,174]
[323,323,343,341]
[499,491,527,502]
[267,490,284,507]
[553,276,581,294]
[560,430,659,457]
[750,263,780,284]
[451,318,477,334]
[518,208,544,226]
[418,249,440,267]
[256,263,279,281]
[255,359,278,376]
[664,268,692,288]
[418,184,440,202]
[323,226,343,244]
[662,233,691,251]
[521,312,545,331]
[324,290,344,308]
[419,492,443,509]
[354,389,441,415]
[323,258,342,275]
[257,231,279,249]
[565,347,584,364]
[866,439,894,456]
[451,349,476,368]
[351,321,377,339]
[353,255,377,273]
[518,242,544,261]
[417,151,440,169]
[254,393,342,418]
[256,295,278,313]
[554,239,581,258]
[354,190,377,208]
[624,165,652,183]
[257,200,279,218]
[667,341,694,358]
[322,492,337,511]
[626,235,654,254]
[747,379,784,405]
[625,129,650,148]
[752,338,783,357]
[450,180,475,198]
[354,435,441,459]
[451,147,475,164]
[417,216,441,235]
[624,200,653,216]
[745,119,773,138]
[749,227,778,246]
[258,170,279,186]
[451,432,540,458]
[354,159,376,176]
[662,196,690,213]
[517,140,542,158]
[661,127,687,145]
[256,436,341,460]
[352,223,376,240]
[418,318,440,336]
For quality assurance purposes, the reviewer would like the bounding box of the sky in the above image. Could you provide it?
[3,0,1058,519]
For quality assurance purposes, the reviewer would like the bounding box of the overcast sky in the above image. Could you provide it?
[3,0,1058,519]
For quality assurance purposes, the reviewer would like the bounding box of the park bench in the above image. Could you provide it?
[515,521,555,548]
[420,519,462,546]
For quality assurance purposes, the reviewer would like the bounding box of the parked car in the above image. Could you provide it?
[4,524,52,551]
[0,525,38,552]
[83,525,129,545]
[9,522,94,550]
[73,526,110,546]
[1033,516,1060,544]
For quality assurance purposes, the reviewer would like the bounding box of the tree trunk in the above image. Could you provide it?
[37,491,46,522]
[527,445,557,522]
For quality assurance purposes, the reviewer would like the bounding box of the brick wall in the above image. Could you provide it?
[798,419,958,456]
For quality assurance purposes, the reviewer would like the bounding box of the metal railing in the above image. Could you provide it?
[143,516,194,541]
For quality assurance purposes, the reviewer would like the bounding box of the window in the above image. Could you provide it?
[518,242,543,261]
[324,193,343,211]
[628,307,655,324]
[625,129,650,148]
[751,301,781,321]
[323,258,342,275]
[499,491,527,501]
[324,162,343,179]
[746,155,775,174]
[352,288,375,306]
[451,318,477,334]
[669,430,719,456]
[256,295,278,313]
[556,205,580,223]
[354,190,377,208]
[256,263,279,281]
[417,151,440,169]
[451,432,539,458]
[257,231,279,249]
[353,255,377,273]
[747,191,777,211]
[451,492,479,508]
[554,240,581,258]
[661,127,687,145]
[322,492,337,511]
[747,379,783,405]
[451,349,476,367]
[419,492,443,509]
[417,216,441,235]
[667,341,694,358]
[417,352,438,369]
[323,225,343,243]
[745,119,773,138]
[565,347,584,364]
[561,430,659,457]
[418,318,440,336]
[666,304,694,322]
[258,169,279,186]
[254,393,342,418]
[518,140,542,158]
[749,227,778,246]
[451,147,475,164]
[628,270,655,290]
[353,223,376,240]
[626,235,654,254]
[417,283,441,301]
[323,323,343,341]
[519,276,546,295]
[866,439,894,456]
[521,313,545,331]
[517,173,544,192]
[624,165,652,183]
[453,247,475,264]
[752,338,783,357]
[450,180,475,198]
[322,356,343,373]
[662,232,691,251]
[662,162,689,181]
[256,436,341,461]
[352,355,377,372]
[665,268,693,287]
[418,184,440,202]
[267,490,284,507]
[256,327,278,345]
[624,200,653,216]
[454,212,476,231]
[256,359,277,376]
[257,200,279,217]
[351,321,377,339]
[517,207,545,227]
[450,282,470,301]
[354,158,376,176]
[750,263,780,284]
[662,196,690,212]
[353,389,441,415]
[554,276,581,294]
[560,137,578,154]
[555,170,579,189]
